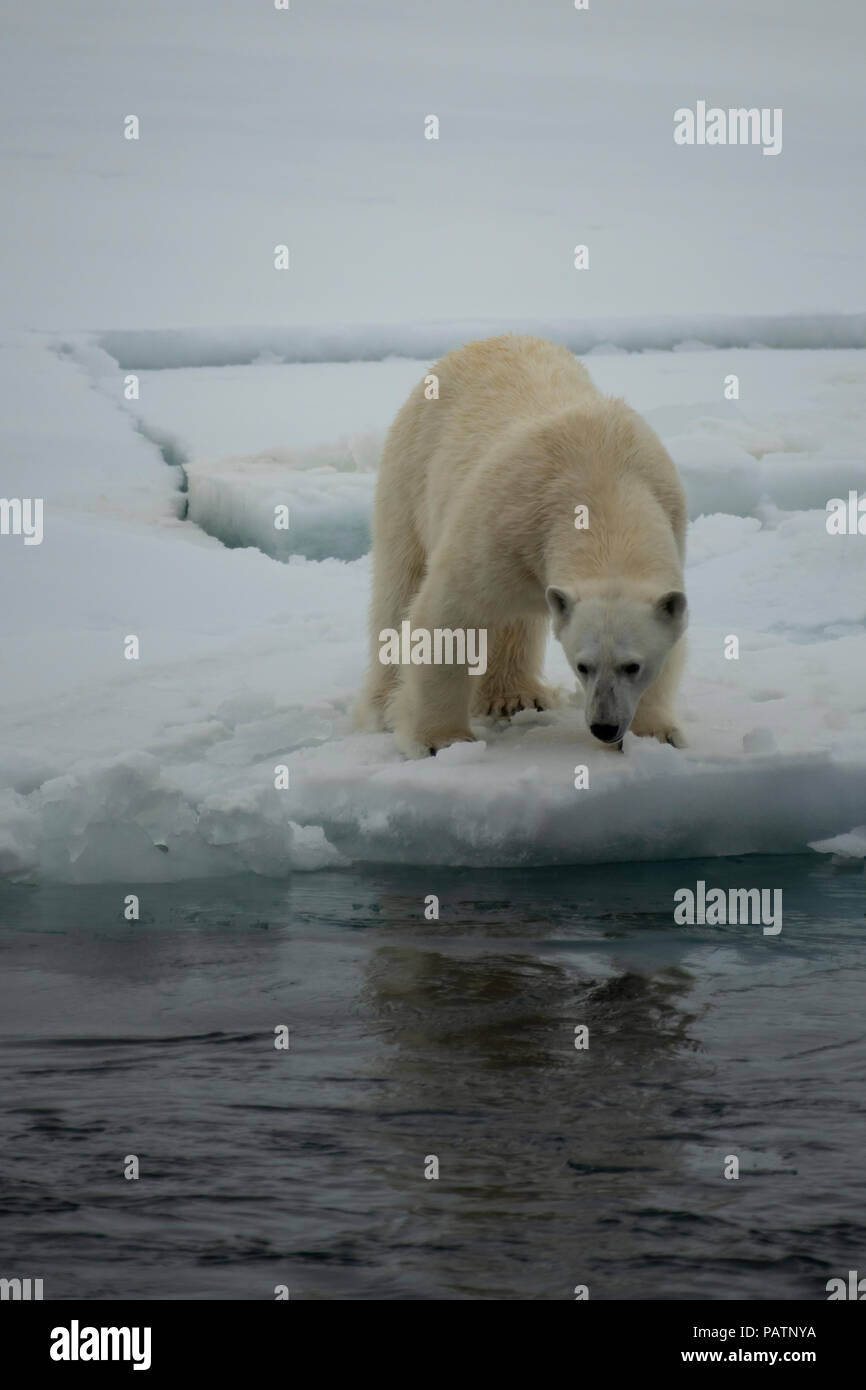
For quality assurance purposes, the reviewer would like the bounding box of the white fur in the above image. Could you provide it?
[355,334,688,756]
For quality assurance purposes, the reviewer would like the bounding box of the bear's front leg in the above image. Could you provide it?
[472,617,557,718]
[391,660,475,757]
[629,637,687,747]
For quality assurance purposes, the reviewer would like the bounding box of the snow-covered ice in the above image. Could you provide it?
[2,0,865,882]
[95,314,866,371]
[2,333,865,882]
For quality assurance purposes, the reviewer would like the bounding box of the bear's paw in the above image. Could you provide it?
[475,682,560,720]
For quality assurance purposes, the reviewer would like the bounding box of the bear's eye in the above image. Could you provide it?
[576,663,590,677]
[621,662,641,676]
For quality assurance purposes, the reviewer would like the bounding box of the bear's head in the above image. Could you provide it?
[545,582,687,744]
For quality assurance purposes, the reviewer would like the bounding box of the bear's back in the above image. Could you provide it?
[433,334,598,431]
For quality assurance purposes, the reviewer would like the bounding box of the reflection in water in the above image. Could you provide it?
[0,857,863,1300]
[359,936,702,1297]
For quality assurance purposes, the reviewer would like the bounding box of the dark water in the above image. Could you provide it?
[1,856,864,1301]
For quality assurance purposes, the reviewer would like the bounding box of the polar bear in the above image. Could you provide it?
[355,334,688,757]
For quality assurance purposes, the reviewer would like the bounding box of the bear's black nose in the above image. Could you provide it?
[591,723,620,743]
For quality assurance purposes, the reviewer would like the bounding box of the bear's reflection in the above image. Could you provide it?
[351,884,716,1299]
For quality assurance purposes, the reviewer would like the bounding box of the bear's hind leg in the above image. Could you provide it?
[472,617,557,718]
[354,524,426,731]
[391,661,476,757]
[388,575,477,756]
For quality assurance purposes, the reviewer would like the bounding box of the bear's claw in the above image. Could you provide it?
[423,730,477,756]
[481,688,554,719]
[631,717,687,748]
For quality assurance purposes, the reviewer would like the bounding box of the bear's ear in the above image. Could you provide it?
[545,586,576,629]
[656,590,687,621]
